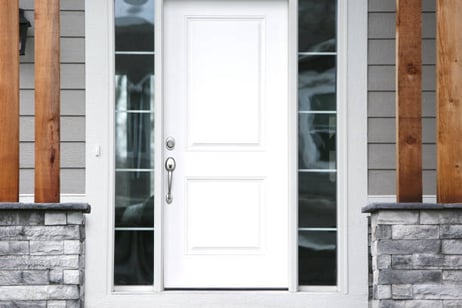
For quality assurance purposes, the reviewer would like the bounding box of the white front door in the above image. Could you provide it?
[163,0,289,288]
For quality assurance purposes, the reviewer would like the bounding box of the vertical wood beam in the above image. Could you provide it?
[437,0,462,203]
[0,0,20,202]
[396,0,423,202]
[35,0,61,202]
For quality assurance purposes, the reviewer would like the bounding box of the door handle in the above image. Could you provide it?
[165,157,176,204]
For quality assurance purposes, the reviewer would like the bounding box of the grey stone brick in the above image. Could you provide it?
[441,225,462,239]
[28,256,79,270]
[49,270,63,284]
[392,225,439,240]
[413,254,462,269]
[0,213,18,226]
[421,211,462,225]
[30,241,64,255]
[378,300,443,308]
[392,255,413,269]
[0,256,30,270]
[66,300,80,308]
[0,243,8,255]
[414,284,462,299]
[443,271,462,282]
[8,242,29,255]
[373,225,392,240]
[0,256,78,270]
[378,269,442,284]
[0,271,22,285]
[0,242,28,256]
[0,301,46,308]
[377,211,419,225]
[47,300,66,308]
[444,300,462,308]
[63,270,79,285]
[18,212,44,226]
[44,213,67,226]
[63,241,80,255]
[443,240,462,254]
[0,226,80,241]
[376,240,441,255]
[392,284,413,299]
[373,255,392,270]
[0,285,79,300]
[21,270,49,285]
[67,212,83,225]
[375,284,391,299]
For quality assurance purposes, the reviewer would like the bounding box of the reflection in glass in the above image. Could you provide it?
[298,0,336,52]
[115,172,154,227]
[115,0,155,51]
[114,231,154,285]
[116,55,154,111]
[298,55,336,111]
[298,172,336,228]
[298,231,336,285]
[115,112,154,169]
[114,0,155,285]
[299,114,336,170]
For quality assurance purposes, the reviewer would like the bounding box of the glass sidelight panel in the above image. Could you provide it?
[298,0,338,286]
[298,0,336,52]
[114,0,155,286]
[298,231,336,285]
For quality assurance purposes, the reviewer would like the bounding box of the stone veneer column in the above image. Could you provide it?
[0,203,90,308]
[363,203,462,308]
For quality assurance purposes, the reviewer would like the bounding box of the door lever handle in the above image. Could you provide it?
[165,157,176,204]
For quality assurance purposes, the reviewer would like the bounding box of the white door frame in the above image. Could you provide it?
[84,0,369,306]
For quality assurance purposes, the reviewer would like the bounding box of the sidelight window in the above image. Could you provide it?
[113,0,156,286]
[298,0,338,286]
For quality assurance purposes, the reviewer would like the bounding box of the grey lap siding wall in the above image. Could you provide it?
[18,0,85,195]
[15,0,437,197]
[368,0,436,196]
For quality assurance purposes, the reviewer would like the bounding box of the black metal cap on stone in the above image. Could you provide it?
[362,202,462,213]
[0,203,91,213]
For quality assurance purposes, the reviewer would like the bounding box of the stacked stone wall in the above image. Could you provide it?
[0,205,89,308]
[366,205,462,308]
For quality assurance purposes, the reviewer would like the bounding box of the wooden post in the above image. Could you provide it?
[396,0,423,202]
[0,0,20,202]
[437,0,462,203]
[35,0,61,202]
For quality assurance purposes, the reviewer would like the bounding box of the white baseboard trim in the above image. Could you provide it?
[19,194,88,203]
[367,195,437,204]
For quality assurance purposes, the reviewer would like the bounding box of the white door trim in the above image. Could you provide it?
[84,0,369,305]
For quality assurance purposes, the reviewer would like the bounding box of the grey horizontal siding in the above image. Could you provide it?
[368,0,435,12]
[368,144,436,170]
[19,0,85,195]
[20,90,85,116]
[368,118,436,144]
[21,11,85,37]
[21,38,85,63]
[20,64,85,89]
[368,65,435,92]
[20,117,85,142]
[368,0,436,195]
[20,143,85,169]
[19,0,85,10]
[20,169,85,195]
[369,39,435,65]
[368,92,435,118]
[369,12,435,39]
[369,170,436,195]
